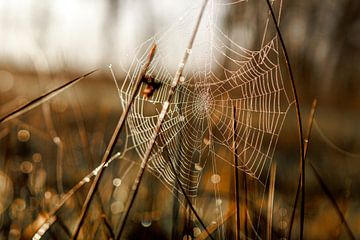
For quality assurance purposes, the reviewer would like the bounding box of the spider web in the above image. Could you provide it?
[118,0,292,205]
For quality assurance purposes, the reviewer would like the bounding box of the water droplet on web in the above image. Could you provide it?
[17,130,30,142]
[53,136,61,144]
[193,227,201,237]
[111,201,124,214]
[180,76,185,82]
[210,174,221,184]
[141,219,152,227]
[32,153,42,163]
[203,137,210,145]
[11,198,26,213]
[84,177,90,183]
[44,191,52,200]
[113,178,122,187]
[20,161,33,174]
[194,163,202,171]
[179,115,185,122]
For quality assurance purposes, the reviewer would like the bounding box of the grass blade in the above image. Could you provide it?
[309,162,355,240]
[263,0,306,238]
[0,69,98,124]
[233,105,241,240]
[115,1,209,239]
[287,99,317,238]
[266,163,276,240]
[71,44,157,240]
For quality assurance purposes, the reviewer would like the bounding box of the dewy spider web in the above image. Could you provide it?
[119,0,292,204]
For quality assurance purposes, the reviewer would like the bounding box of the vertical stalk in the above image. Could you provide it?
[233,105,240,240]
[263,0,305,238]
[287,99,317,238]
[115,1,209,239]
[290,99,355,239]
[71,44,157,239]
[243,172,248,239]
[266,163,277,240]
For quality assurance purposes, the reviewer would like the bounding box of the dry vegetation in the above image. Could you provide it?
[0,0,360,239]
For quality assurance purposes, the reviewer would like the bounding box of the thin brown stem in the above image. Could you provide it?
[233,106,240,240]
[292,100,355,240]
[71,44,157,240]
[287,99,317,239]
[159,135,215,240]
[309,162,355,240]
[243,171,248,239]
[263,1,305,238]
[101,214,115,240]
[266,163,277,240]
[30,153,121,239]
[0,69,98,124]
[115,1,209,239]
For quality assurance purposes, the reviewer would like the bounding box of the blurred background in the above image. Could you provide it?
[0,0,359,239]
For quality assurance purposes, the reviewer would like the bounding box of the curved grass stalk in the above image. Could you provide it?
[31,152,121,240]
[263,0,306,238]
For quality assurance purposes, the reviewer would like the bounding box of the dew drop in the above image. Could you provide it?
[203,137,210,145]
[44,191,52,200]
[180,76,185,82]
[17,129,30,142]
[84,177,90,183]
[32,153,42,163]
[210,174,221,184]
[194,163,203,171]
[141,219,152,228]
[193,227,201,237]
[20,161,33,174]
[111,201,124,214]
[53,136,61,144]
[113,178,122,187]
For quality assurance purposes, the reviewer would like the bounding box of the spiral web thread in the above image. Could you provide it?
[118,0,292,206]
